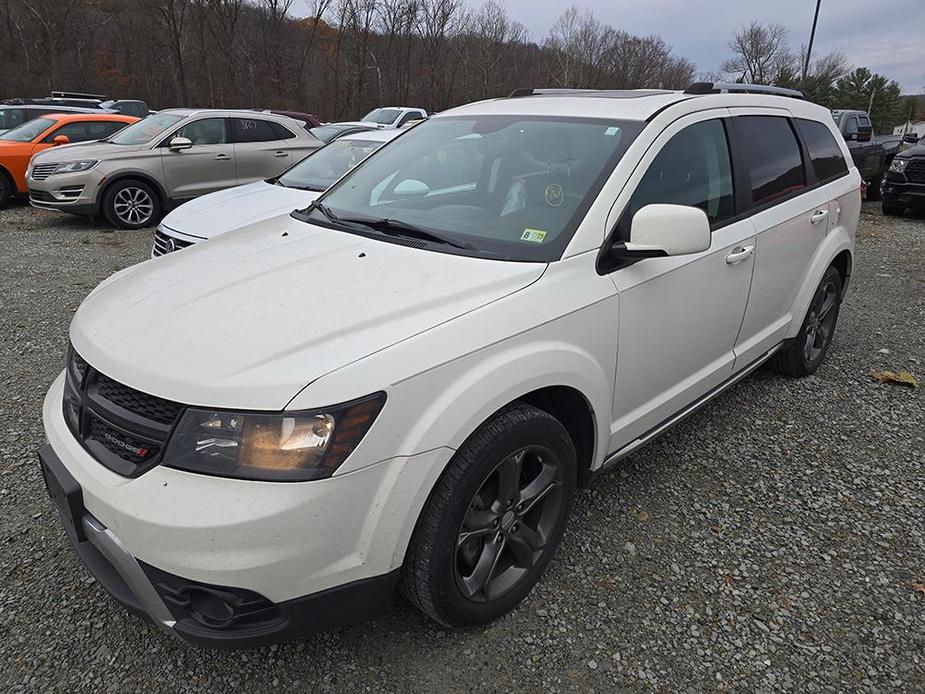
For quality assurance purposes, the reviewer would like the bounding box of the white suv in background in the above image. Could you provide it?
[39,83,858,648]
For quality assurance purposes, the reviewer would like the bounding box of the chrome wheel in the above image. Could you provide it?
[804,278,838,363]
[454,445,565,603]
[112,186,154,226]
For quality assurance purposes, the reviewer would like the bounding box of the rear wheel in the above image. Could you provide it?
[769,266,842,377]
[102,179,161,229]
[401,403,576,628]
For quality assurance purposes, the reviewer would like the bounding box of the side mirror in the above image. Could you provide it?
[168,136,192,151]
[53,135,70,146]
[610,204,711,260]
[393,179,430,197]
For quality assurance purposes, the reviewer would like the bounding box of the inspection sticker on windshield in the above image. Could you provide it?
[605,126,621,136]
[521,228,547,243]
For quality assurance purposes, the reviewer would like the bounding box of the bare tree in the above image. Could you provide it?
[721,21,792,85]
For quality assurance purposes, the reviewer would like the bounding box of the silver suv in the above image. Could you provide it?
[27,109,321,229]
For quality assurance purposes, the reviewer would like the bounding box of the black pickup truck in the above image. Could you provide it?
[830,109,903,201]
[880,138,925,215]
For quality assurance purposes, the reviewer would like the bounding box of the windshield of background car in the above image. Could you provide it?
[311,115,643,261]
[108,113,184,145]
[278,138,384,191]
[0,117,54,142]
[362,108,401,125]
[309,124,359,143]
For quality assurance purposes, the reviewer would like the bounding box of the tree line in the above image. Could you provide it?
[0,1,915,128]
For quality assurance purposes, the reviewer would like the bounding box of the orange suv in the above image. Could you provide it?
[0,112,137,208]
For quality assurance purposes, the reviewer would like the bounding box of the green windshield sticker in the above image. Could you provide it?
[605,126,620,136]
[521,228,547,243]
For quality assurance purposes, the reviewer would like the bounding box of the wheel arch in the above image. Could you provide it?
[785,234,854,340]
[97,171,168,215]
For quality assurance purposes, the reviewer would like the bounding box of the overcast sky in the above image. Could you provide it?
[471,0,924,92]
[296,0,924,93]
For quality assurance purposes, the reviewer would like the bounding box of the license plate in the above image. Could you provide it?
[38,445,86,542]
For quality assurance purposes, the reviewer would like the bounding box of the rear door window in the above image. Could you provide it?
[733,116,806,206]
[268,121,297,140]
[230,118,279,143]
[795,118,849,183]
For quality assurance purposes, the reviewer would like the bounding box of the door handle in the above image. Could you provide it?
[725,245,754,264]
[810,209,829,224]
[273,151,289,158]
[214,153,230,161]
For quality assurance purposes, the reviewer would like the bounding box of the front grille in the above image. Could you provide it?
[63,344,185,477]
[30,163,57,181]
[904,159,925,184]
[94,372,184,425]
[152,229,194,257]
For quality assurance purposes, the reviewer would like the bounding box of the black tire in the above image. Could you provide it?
[401,403,577,628]
[866,176,882,201]
[0,168,13,209]
[882,201,905,216]
[769,265,843,377]
[102,178,161,229]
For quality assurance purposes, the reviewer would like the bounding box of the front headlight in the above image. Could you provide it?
[163,392,385,481]
[51,160,99,175]
[889,158,909,173]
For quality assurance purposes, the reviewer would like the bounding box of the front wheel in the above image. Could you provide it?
[401,403,576,628]
[769,265,843,377]
[102,179,161,229]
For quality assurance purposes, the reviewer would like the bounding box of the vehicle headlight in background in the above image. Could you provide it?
[51,160,99,175]
[164,392,386,481]
[889,158,909,173]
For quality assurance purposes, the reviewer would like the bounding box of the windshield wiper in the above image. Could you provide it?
[336,215,474,250]
[305,199,341,223]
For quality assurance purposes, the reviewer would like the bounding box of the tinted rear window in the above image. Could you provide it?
[795,118,849,183]
[230,117,278,143]
[735,116,805,205]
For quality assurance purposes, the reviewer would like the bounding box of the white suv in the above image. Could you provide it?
[39,83,859,648]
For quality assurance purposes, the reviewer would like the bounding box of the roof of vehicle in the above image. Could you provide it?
[157,108,304,122]
[441,85,832,123]
[37,112,138,124]
[336,128,402,143]
[0,103,102,114]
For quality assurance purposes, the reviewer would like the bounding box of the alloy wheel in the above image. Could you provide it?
[454,445,565,603]
[112,186,154,226]
[804,279,838,362]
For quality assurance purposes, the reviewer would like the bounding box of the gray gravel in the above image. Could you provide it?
[0,201,923,693]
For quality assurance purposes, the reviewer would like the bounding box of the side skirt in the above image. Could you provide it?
[598,344,782,472]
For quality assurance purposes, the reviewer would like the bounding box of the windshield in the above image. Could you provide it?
[278,138,385,191]
[307,116,642,261]
[0,117,55,142]
[362,108,401,125]
[108,113,184,145]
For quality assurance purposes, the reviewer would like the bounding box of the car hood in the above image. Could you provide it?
[161,181,317,239]
[71,215,546,410]
[31,141,146,163]
[337,120,388,129]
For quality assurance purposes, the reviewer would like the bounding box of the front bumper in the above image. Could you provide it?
[27,168,105,215]
[881,176,925,207]
[39,443,400,648]
[41,372,452,646]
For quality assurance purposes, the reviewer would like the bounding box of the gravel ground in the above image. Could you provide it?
[0,201,923,693]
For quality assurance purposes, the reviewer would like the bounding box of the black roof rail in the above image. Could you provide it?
[684,81,804,99]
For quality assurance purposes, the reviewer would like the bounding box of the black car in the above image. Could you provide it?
[881,140,925,215]
[0,103,102,134]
